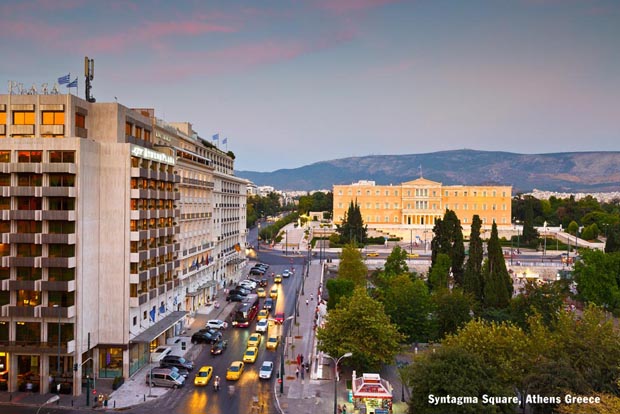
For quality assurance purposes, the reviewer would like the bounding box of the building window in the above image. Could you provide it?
[135,126,143,139]
[125,122,133,136]
[384,216,389,222]
[16,197,42,210]
[42,111,65,125]
[394,190,398,196]
[483,191,487,197]
[0,173,10,186]
[17,173,42,187]
[49,151,75,163]
[0,151,10,162]
[75,113,85,128]
[463,218,468,224]
[338,190,342,195]
[18,151,42,163]
[394,203,399,208]
[48,174,75,187]
[464,191,468,197]
[407,190,411,196]
[357,190,361,195]
[445,191,448,196]
[16,221,41,233]
[394,216,398,223]
[144,130,151,141]
[338,203,342,208]
[13,111,35,125]
[0,197,9,210]
[48,197,75,210]
[366,190,370,195]
[385,203,389,209]
[483,204,487,211]
[385,190,389,196]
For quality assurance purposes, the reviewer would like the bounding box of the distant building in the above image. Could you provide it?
[333,178,512,235]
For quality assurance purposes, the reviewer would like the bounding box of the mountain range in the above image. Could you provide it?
[235,150,620,193]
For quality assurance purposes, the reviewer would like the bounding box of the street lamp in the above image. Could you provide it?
[543,221,547,262]
[53,304,61,385]
[279,315,295,394]
[36,395,60,414]
[324,352,352,414]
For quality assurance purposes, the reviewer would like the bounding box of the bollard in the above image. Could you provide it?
[114,400,116,408]
[144,394,146,402]
[71,400,74,406]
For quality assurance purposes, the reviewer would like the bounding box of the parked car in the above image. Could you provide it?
[146,368,185,388]
[249,268,266,276]
[239,280,257,289]
[210,340,228,356]
[226,293,245,302]
[259,361,274,379]
[159,355,194,371]
[191,331,221,344]
[232,287,251,296]
[205,319,228,330]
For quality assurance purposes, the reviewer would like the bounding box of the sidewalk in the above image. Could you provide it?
[0,273,243,411]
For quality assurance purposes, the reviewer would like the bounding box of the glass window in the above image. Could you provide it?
[48,221,74,234]
[49,151,75,163]
[0,151,10,162]
[18,151,42,163]
[16,197,42,210]
[0,197,9,210]
[48,197,74,210]
[16,267,41,280]
[75,113,85,128]
[0,111,6,125]
[17,173,42,186]
[13,111,35,125]
[48,268,75,282]
[125,122,132,136]
[16,244,41,257]
[16,221,41,233]
[48,244,75,257]
[15,322,41,342]
[48,174,75,187]
[42,111,65,125]
[0,173,9,186]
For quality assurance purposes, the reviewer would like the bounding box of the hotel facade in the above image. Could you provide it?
[0,93,246,395]
[333,178,512,237]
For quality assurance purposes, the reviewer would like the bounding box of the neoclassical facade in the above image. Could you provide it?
[333,178,512,232]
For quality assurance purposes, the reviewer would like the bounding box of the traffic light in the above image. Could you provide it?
[73,363,78,372]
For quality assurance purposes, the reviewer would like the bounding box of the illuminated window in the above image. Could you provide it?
[0,151,9,162]
[0,173,9,186]
[13,111,35,125]
[0,111,6,125]
[42,111,65,125]
[17,151,42,163]
[49,151,75,163]
[75,113,85,128]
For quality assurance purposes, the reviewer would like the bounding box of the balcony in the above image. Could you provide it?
[76,126,88,138]
[9,210,38,220]
[8,305,36,317]
[41,163,76,174]
[7,233,36,243]
[40,124,64,136]
[40,233,76,244]
[41,187,76,197]
[41,210,76,221]
[5,256,36,267]
[40,305,75,318]
[40,280,76,292]
[7,279,36,291]
[149,289,157,300]
[40,257,76,268]
[12,124,34,135]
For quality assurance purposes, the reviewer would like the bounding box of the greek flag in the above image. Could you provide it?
[212,133,219,141]
[58,74,70,84]
[222,137,228,145]
[67,78,78,88]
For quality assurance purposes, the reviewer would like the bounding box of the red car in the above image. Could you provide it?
[274,312,285,324]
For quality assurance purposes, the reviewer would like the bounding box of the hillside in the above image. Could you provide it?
[235,150,620,193]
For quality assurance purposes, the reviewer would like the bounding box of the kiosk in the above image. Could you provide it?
[352,371,393,414]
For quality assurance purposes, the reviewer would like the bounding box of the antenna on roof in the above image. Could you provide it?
[84,56,96,102]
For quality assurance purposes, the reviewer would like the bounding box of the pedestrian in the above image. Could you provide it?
[295,367,299,378]
[306,299,309,306]
[310,293,313,301]
[338,404,343,414]
[342,404,347,414]
[297,354,301,366]
[300,354,304,365]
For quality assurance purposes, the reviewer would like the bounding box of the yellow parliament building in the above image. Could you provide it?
[333,178,512,237]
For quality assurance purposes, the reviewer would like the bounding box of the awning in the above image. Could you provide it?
[129,311,187,343]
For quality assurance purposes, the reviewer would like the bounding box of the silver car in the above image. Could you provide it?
[259,361,273,379]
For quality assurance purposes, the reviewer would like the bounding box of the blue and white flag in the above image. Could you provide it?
[67,78,78,88]
[222,137,228,145]
[212,133,219,141]
[149,308,156,322]
[58,74,70,84]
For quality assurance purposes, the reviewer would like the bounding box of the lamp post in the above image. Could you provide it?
[409,228,413,257]
[279,315,295,394]
[543,221,547,262]
[36,395,60,414]
[257,221,261,252]
[325,352,352,414]
[285,229,288,256]
[53,304,61,383]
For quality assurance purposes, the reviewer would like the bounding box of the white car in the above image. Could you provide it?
[239,280,257,290]
[256,319,269,333]
[205,319,228,330]
[282,269,291,278]
[259,361,274,379]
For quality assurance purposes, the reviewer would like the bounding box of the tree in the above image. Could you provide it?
[510,281,565,330]
[573,249,620,312]
[428,253,451,292]
[406,346,510,414]
[522,200,540,246]
[383,275,433,343]
[482,222,513,309]
[325,278,355,310]
[566,220,579,235]
[463,215,484,303]
[316,287,404,371]
[336,200,367,245]
[557,393,620,414]
[430,210,465,286]
[432,289,473,339]
[338,244,368,287]
[605,224,620,253]
[383,245,409,278]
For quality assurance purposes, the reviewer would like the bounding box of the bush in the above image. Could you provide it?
[112,376,124,390]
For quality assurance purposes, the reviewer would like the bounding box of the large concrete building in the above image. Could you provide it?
[0,93,246,395]
[333,178,512,238]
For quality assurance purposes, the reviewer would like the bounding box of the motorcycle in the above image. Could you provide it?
[213,377,220,391]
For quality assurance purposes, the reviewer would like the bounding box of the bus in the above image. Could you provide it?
[232,294,259,327]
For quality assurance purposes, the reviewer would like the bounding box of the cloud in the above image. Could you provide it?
[316,0,401,14]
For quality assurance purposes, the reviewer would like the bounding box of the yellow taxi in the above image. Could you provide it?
[274,274,282,283]
[247,332,262,348]
[193,365,213,386]
[257,309,269,321]
[270,286,279,299]
[366,251,379,257]
[407,253,419,258]
[266,335,279,350]
[256,287,266,298]
[226,361,244,381]
[243,346,258,363]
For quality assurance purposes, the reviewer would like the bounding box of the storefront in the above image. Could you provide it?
[352,372,393,414]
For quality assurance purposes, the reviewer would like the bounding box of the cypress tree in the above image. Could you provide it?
[430,210,465,286]
[483,222,513,309]
[463,215,484,303]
